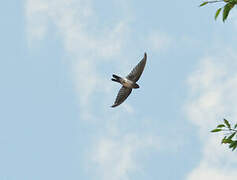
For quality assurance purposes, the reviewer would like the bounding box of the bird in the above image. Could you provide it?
[111,52,147,108]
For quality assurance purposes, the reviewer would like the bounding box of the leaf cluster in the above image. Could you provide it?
[200,0,237,22]
[211,119,237,151]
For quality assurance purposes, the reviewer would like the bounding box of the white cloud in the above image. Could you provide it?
[187,162,237,180]
[185,50,237,180]
[90,133,160,180]
[26,0,128,58]
[25,0,49,41]
[121,103,135,114]
[147,30,172,52]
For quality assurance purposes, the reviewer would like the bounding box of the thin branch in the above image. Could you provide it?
[221,128,237,133]
[229,128,237,133]
[206,0,225,3]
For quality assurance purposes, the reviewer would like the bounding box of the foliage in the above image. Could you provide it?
[211,119,237,151]
[200,0,237,22]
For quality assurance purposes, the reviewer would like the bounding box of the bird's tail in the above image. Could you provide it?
[111,74,122,83]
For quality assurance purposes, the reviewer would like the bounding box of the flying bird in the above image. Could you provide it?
[111,52,147,108]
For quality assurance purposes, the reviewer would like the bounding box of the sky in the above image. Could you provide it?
[1,0,237,180]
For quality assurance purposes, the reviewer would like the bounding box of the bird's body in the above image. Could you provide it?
[112,75,139,89]
[122,78,138,89]
[111,53,147,108]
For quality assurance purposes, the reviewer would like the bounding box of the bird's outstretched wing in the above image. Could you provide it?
[111,86,132,107]
[126,53,147,82]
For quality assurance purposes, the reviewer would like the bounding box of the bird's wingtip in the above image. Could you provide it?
[111,103,118,108]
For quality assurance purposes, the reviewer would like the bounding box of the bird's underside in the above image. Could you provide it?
[111,52,147,108]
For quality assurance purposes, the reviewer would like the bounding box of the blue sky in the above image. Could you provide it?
[1,0,237,180]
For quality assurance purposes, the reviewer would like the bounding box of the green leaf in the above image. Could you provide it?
[200,2,208,7]
[221,136,227,144]
[227,132,236,140]
[229,141,237,149]
[224,119,231,129]
[223,3,235,22]
[215,8,222,20]
[231,141,237,151]
[217,124,225,128]
[211,128,222,132]
[222,138,232,144]
[234,123,237,129]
